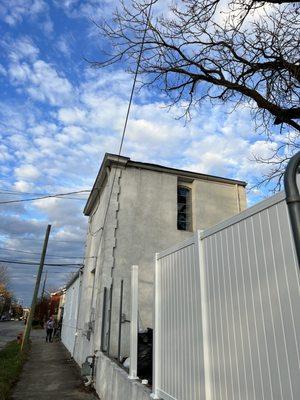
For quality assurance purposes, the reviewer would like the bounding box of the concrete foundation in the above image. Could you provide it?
[93,352,152,400]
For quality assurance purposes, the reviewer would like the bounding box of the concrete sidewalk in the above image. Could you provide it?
[12,329,98,400]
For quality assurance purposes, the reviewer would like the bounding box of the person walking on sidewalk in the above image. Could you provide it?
[45,316,54,343]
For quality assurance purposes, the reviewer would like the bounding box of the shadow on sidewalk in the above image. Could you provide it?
[11,329,99,400]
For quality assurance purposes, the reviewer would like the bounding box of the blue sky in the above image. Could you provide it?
[0,0,280,306]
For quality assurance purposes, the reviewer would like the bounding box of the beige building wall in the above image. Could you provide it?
[74,155,247,363]
[110,166,246,356]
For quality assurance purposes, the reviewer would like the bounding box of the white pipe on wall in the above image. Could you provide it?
[150,254,160,399]
[128,265,139,380]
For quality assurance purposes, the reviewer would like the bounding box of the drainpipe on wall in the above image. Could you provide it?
[284,151,300,270]
[72,268,83,358]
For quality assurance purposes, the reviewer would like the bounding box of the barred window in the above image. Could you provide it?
[177,186,192,231]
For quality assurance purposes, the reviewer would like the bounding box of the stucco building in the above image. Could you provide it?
[73,153,247,365]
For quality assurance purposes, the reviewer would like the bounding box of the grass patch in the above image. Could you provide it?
[0,341,27,400]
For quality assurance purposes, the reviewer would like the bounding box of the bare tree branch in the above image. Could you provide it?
[91,0,300,188]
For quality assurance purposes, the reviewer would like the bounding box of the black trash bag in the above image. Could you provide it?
[137,328,153,384]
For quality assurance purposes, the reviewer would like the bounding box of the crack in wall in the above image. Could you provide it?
[111,170,122,278]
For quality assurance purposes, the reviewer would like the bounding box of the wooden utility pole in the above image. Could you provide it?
[41,271,48,300]
[21,224,51,350]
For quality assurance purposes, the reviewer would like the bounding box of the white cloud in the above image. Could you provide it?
[14,180,34,192]
[4,36,73,106]
[0,0,48,26]
[6,58,277,192]
[56,36,71,56]
[0,35,287,306]
[9,63,31,82]
[9,59,73,106]
[42,18,53,35]
[9,133,32,150]
[179,110,282,192]
[0,143,13,162]
[30,60,73,104]
[0,2,291,307]
[2,56,281,203]
[58,107,87,124]
[56,126,86,144]
[10,36,40,61]
[54,0,119,20]
[15,164,41,180]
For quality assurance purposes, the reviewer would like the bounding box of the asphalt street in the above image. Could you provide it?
[0,320,24,350]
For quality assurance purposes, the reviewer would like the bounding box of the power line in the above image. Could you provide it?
[89,2,153,237]
[0,246,93,259]
[0,235,84,243]
[55,197,87,201]
[0,193,87,201]
[11,270,75,274]
[0,192,88,201]
[0,190,91,205]
[0,258,83,267]
[0,188,89,196]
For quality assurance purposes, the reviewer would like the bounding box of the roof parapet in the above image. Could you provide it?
[84,153,129,215]
[84,153,247,216]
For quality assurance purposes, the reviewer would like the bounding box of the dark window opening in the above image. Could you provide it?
[177,186,191,231]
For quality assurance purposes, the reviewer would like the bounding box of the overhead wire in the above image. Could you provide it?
[0,235,84,243]
[2,4,153,287]
[9,264,82,276]
[0,258,83,267]
[0,188,89,196]
[0,193,88,201]
[11,269,79,274]
[89,2,153,237]
[0,246,94,259]
[0,190,91,205]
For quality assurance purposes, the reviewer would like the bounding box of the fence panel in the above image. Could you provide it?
[153,237,206,400]
[61,275,81,355]
[153,192,300,400]
[202,193,300,400]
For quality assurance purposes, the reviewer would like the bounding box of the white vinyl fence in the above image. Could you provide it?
[61,273,81,356]
[152,191,300,400]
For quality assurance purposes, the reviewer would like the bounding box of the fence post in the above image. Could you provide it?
[196,230,212,400]
[151,253,160,399]
[284,150,300,270]
[128,265,139,380]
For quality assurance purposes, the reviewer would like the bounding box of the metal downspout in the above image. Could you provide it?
[284,151,300,269]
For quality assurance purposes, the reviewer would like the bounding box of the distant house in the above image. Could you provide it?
[49,289,65,321]
[70,153,247,366]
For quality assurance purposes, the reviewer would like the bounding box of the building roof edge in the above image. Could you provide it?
[83,153,247,216]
